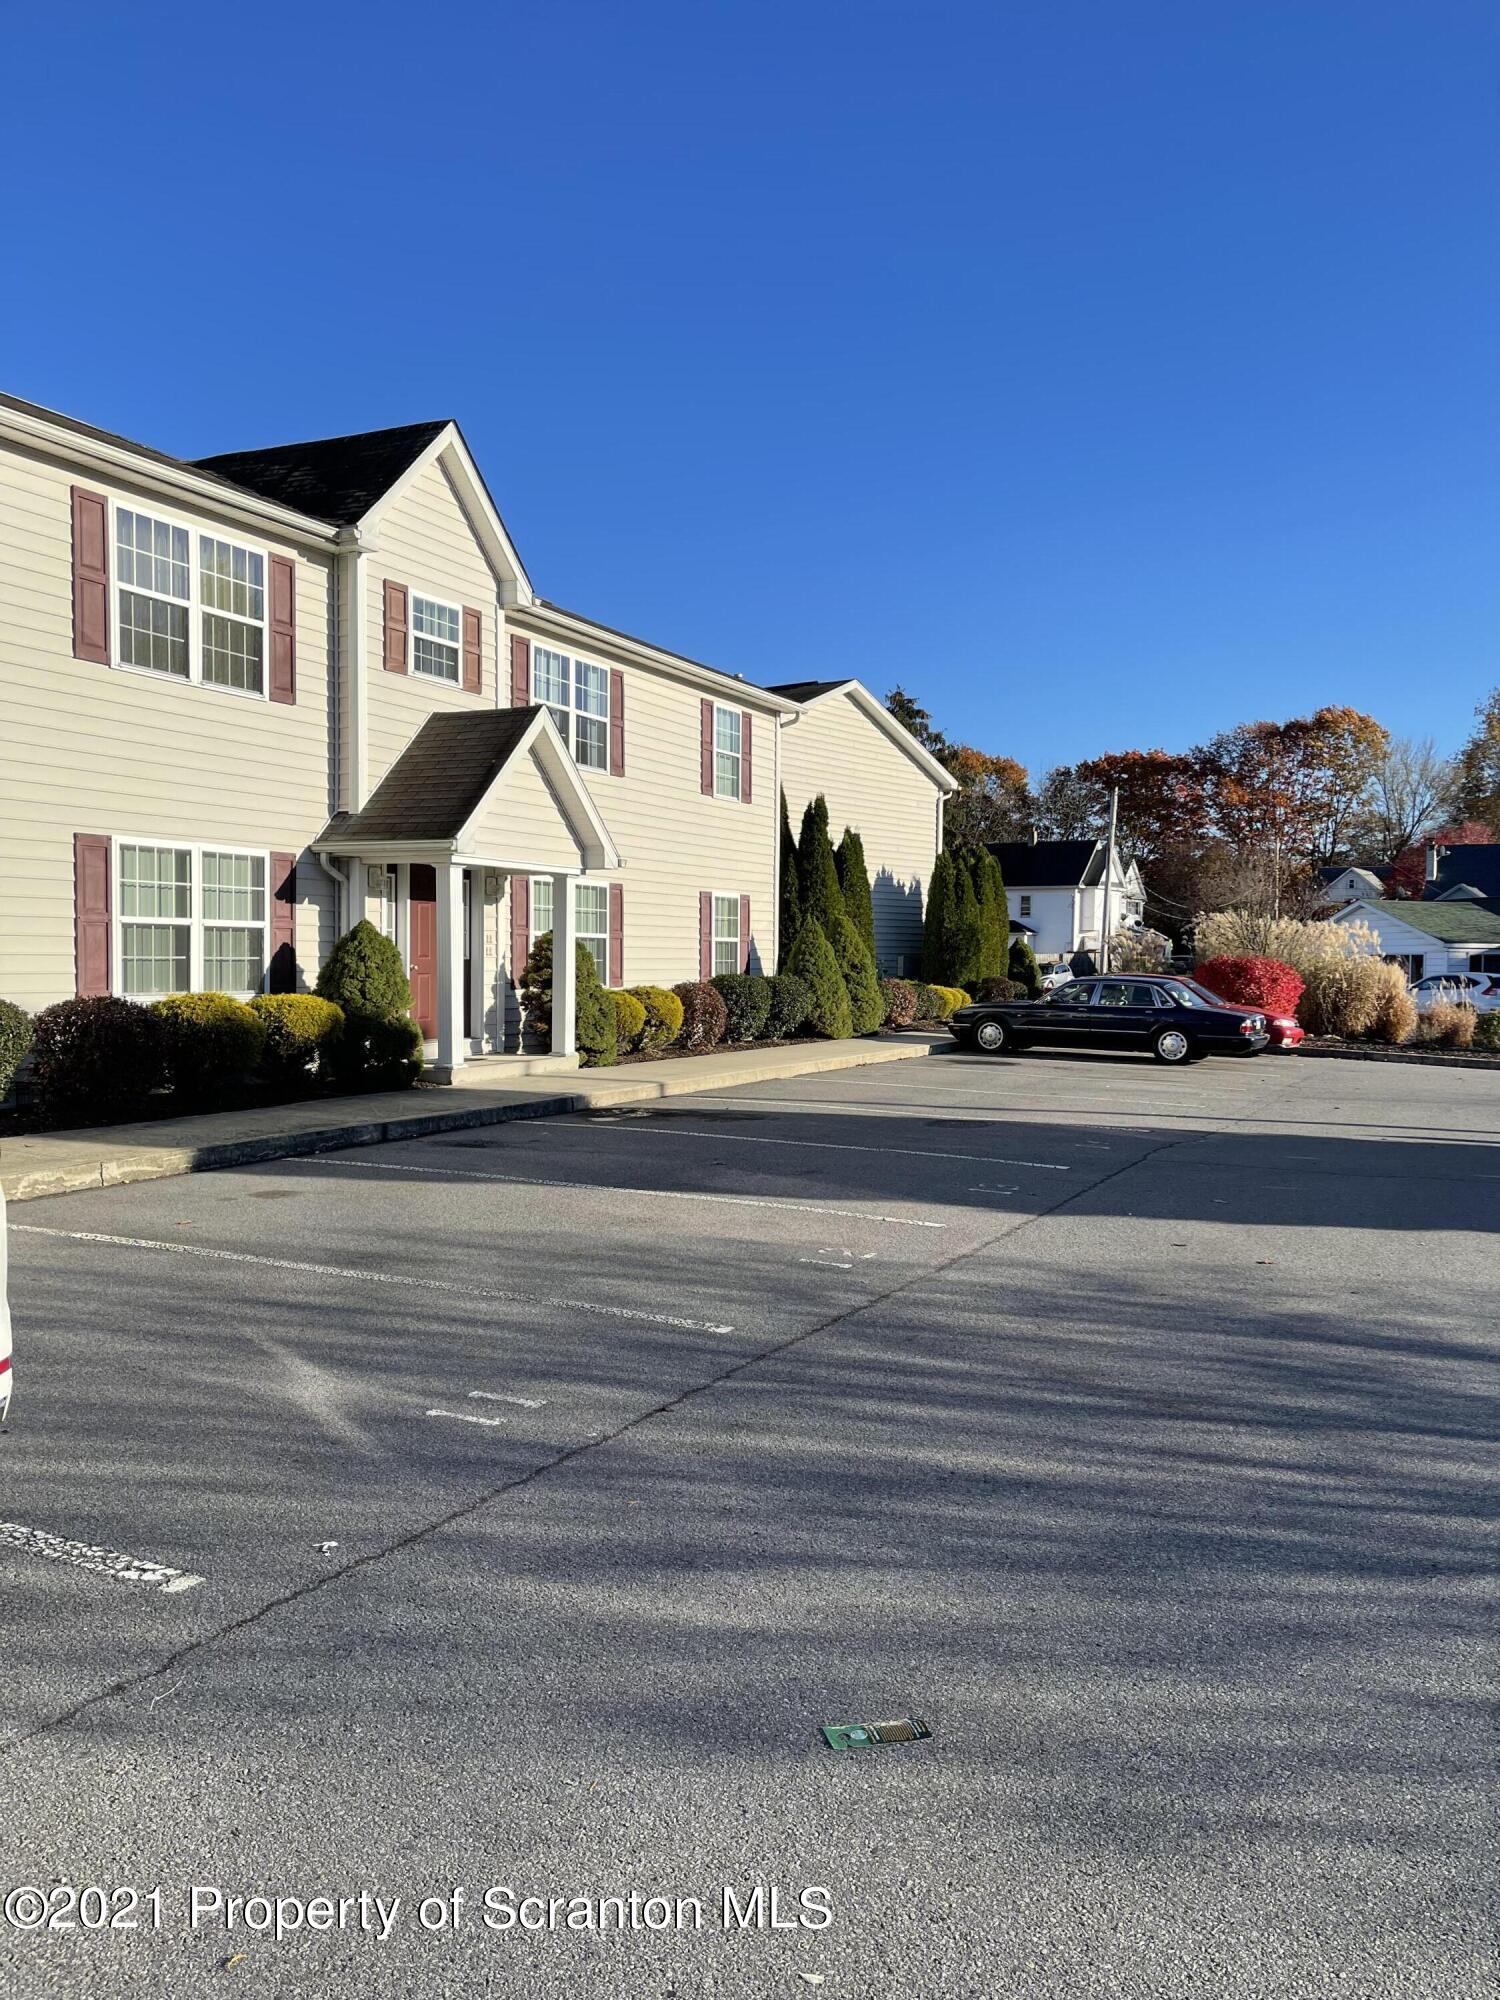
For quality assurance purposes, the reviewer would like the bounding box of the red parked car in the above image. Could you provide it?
[1179,976,1303,1049]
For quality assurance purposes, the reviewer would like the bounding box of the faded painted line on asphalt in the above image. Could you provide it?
[469,1390,545,1408]
[426,1408,506,1429]
[11,1226,733,1334]
[564,1123,1071,1171]
[0,1521,203,1594]
[344,1157,948,1227]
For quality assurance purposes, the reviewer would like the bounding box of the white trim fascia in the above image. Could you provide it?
[357,424,533,604]
[0,401,340,547]
[781,679,959,793]
[311,832,586,877]
[452,706,621,873]
[513,601,799,717]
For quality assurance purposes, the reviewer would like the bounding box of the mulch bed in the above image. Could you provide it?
[1293,1037,1500,1069]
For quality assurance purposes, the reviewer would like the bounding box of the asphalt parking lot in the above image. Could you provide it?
[0,1045,1494,1999]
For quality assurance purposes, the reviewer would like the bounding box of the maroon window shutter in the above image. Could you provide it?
[73,833,111,995]
[270,852,297,991]
[699,891,713,981]
[462,607,483,693]
[268,555,296,704]
[608,882,623,988]
[71,487,109,664]
[739,893,751,973]
[700,700,714,795]
[510,633,530,707]
[383,580,408,673]
[609,669,625,776]
[741,711,753,802]
[510,875,530,982]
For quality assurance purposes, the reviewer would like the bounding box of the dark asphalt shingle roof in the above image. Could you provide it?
[194,421,449,526]
[318,708,540,844]
[1427,844,1500,908]
[1355,898,1500,946]
[987,839,1104,887]
[764,679,853,703]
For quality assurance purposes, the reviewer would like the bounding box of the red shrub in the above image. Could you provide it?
[1195,956,1304,1017]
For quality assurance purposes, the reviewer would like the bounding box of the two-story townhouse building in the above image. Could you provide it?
[1,392,949,1077]
[770,679,955,976]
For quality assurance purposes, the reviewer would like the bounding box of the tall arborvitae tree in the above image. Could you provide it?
[836,826,876,959]
[828,907,884,1035]
[971,847,1009,979]
[922,850,959,983]
[797,796,843,935]
[953,864,985,989]
[778,791,801,968]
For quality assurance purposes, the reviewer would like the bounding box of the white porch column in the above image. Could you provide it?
[551,871,577,1057]
[436,860,465,1074]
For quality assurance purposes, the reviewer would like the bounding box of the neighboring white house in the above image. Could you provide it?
[1317,864,1392,909]
[987,839,1146,965]
[1332,896,1500,984]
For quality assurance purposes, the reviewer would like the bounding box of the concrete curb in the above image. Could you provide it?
[1291,1043,1500,1071]
[1,1036,944,1203]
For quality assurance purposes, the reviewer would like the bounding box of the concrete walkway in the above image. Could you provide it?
[0,1033,945,1202]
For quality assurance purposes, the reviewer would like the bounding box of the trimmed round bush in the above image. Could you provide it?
[922,985,970,1021]
[606,988,648,1051]
[315,919,413,1022]
[973,977,1024,1003]
[912,981,946,1022]
[1195,956,1304,1018]
[154,992,267,1104]
[251,994,345,1086]
[629,984,684,1052]
[880,977,918,1028]
[782,919,852,1040]
[0,999,34,1101]
[344,1013,424,1089]
[29,996,168,1126]
[712,972,773,1043]
[763,973,812,1040]
[520,931,616,1065]
[1007,937,1041,997]
[673,980,729,1052]
[828,907,884,1035]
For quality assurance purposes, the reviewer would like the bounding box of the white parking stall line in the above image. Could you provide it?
[426,1408,506,1429]
[341,1158,948,1228]
[12,1226,733,1335]
[562,1123,1072,1171]
[468,1390,546,1409]
[0,1521,203,1594]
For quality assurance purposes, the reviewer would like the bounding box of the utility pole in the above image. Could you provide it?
[1099,785,1119,974]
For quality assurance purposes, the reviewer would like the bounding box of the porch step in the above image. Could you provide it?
[433,1052,582,1087]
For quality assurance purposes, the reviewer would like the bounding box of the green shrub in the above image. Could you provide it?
[712,973,773,1043]
[796,796,844,935]
[672,980,728,1051]
[629,983,684,1051]
[836,827,876,958]
[0,999,34,1101]
[251,994,345,1086]
[783,919,852,1039]
[606,988,647,1051]
[778,791,801,970]
[315,919,412,1022]
[578,980,617,1068]
[880,976,918,1028]
[522,930,616,1065]
[1472,1011,1500,1052]
[29,997,168,1126]
[912,981,945,1021]
[922,851,960,983]
[828,907,883,1035]
[921,985,970,1021]
[764,973,812,1039]
[336,1013,424,1090]
[154,992,267,1104]
[1007,937,1041,997]
[974,977,1024,1002]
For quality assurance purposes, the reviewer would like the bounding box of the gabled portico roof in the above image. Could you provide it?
[314,706,619,872]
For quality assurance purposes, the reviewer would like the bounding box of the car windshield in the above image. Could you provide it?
[1156,979,1207,1008]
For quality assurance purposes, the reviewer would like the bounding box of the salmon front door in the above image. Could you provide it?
[408,864,437,1038]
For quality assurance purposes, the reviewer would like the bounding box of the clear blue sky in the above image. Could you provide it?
[4,2,1494,778]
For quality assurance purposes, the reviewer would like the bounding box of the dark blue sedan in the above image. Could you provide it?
[948,977,1269,1065]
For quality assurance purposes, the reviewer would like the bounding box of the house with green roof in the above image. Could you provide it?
[1333,897,1500,989]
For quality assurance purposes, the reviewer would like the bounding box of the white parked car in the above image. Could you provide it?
[1409,972,1500,1015]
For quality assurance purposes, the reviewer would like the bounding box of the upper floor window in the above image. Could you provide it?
[713,704,742,799]
[114,505,268,696]
[1019,895,1031,917]
[412,595,461,682]
[532,646,610,772]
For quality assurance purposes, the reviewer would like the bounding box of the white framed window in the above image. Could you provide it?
[371,867,397,943]
[529,877,609,984]
[1019,895,1031,917]
[111,499,271,699]
[531,646,612,772]
[115,839,268,999]
[576,883,609,983]
[712,893,741,977]
[713,705,742,799]
[1470,952,1500,973]
[412,595,461,682]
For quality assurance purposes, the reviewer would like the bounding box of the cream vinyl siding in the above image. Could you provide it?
[465,748,590,873]
[779,690,943,971]
[0,438,335,1014]
[506,617,779,990]
[364,455,497,788]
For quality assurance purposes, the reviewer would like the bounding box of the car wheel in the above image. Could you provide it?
[975,1018,1010,1055]
[1152,1026,1193,1065]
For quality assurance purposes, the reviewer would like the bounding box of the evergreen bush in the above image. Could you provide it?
[606,988,647,1051]
[251,994,345,1086]
[520,930,616,1065]
[828,907,884,1034]
[0,999,34,1101]
[778,791,801,967]
[29,997,168,1126]
[974,977,1025,1002]
[922,851,959,983]
[796,796,844,935]
[913,981,946,1021]
[782,919,852,1039]
[712,973,773,1043]
[154,992,267,1104]
[1007,937,1041,996]
[952,865,985,990]
[880,977,918,1027]
[315,920,412,1022]
[763,973,812,1040]
[836,827,876,958]
[628,984,684,1051]
[673,980,729,1051]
